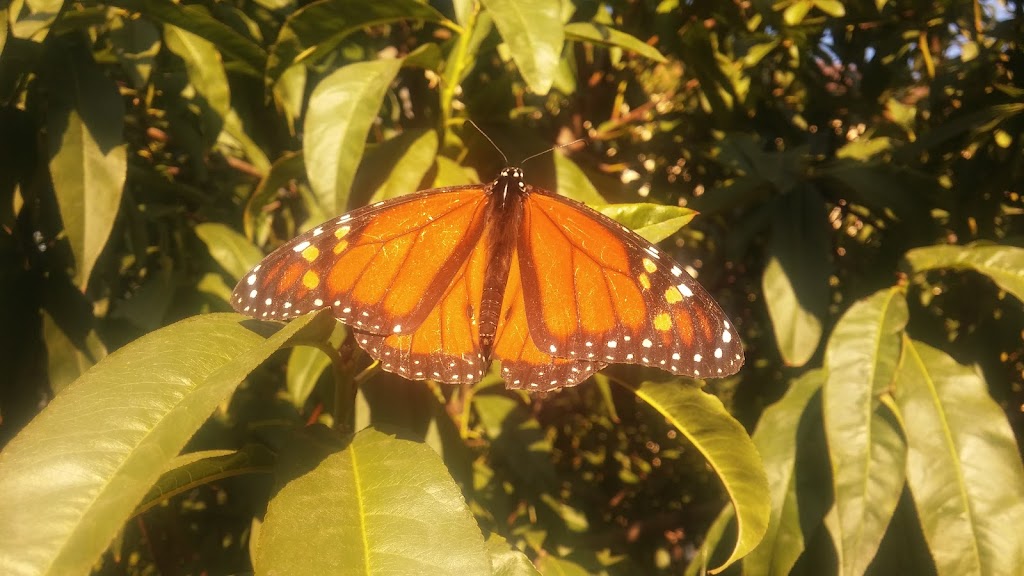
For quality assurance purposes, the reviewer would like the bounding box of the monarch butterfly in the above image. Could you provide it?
[232,164,743,391]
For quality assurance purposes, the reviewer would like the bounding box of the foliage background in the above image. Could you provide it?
[1,0,1023,574]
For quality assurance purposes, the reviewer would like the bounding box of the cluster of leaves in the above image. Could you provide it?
[0,0,1023,575]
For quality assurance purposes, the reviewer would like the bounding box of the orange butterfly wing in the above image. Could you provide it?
[234,168,743,391]
[233,186,492,382]
[490,187,743,390]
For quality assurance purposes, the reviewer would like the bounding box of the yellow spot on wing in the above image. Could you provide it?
[654,312,672,331]
[335,226,351,239]
[665,287,682,304]
[643,258,657,273]
[639,273,651,290]
[303,270,320,289]
[333,239,349,255]
[301,245,319,262]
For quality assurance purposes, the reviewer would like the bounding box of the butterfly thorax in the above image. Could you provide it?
[477,167,528,355]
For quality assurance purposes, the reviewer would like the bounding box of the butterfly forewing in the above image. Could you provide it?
[354,222,493,383]
[232,186,489,334]
[513,189,743,380]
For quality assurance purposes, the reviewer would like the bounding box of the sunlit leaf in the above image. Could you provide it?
[824,287,908,575]
[195,223,263,281]
[135,445,277,517]
[629,380,769,573]
[564,22,666,63]
[554,152,606,204]
[0,312,334,576]
[762,189,831,366]
[303,58,403,214]
[370,129,439,202]
[894,338,1024,575]
[164,23,230,122]
[116,0,266,77]
[596,203,697,244]
[487,532,540,576]
[744,369,826,575]
[480,0,563,94]
[266,0,449,85]
[904,243,1024,304]
[254,428,490,575]
[44,41,127,291]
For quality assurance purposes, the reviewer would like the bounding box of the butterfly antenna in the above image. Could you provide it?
[518,138,587,166]
[465,119,509,166]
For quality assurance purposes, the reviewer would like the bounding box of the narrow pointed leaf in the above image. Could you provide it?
[824,287,909,575]
[370,129,439,202]
[254,428,490,575]
[266,0,449,85]
[554,152,606,204]
[904,244,1024,304]
[596,204,697,244]
[629,380,769,573]
[195,223,263,281]
[164,23,230,122]
[0,312,334,576]
[304,58,403,214]
[894,338,1024,575]
[115,0,265,77]
[762,189,831,366]
[564,22,666,63]
[479,0,563,94]
[745,369,826,575]
[45,44,126,291]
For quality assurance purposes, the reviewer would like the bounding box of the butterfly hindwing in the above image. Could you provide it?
[492,247,607,390]
[514,188,744,379]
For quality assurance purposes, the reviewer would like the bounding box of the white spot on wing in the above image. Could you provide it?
[714,348,723,359]
[677,283,694,297]
[642,339,653,348]
[247,274,256,286]
[293,240,311,252]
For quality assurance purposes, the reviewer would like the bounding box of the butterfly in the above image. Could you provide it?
[231,165,743,391]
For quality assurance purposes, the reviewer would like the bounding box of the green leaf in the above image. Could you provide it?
[564,22,666,63]
[303,58,403,214]
[194,222,264,281]
[286,321,346,410]
[116,0,266,77]
[432,155,477,187]
[0,312,334,576]
[894,338,1024,575]
[554,152,606,204]
[782,0,813,25]
[903,243,1024,304]
[535,555,590,575]
[266,0,450,85]
[164,23,230,122]
[245,150,306,241]
[629,380,770,573]
[135,445,277,517]
[814,0,846,17]
[487,532,541,576]
[762,189,831,366]
[595,203,697,244]
[109,16,161,88]
[744,369,826,575]
[480,0,563,94]
[42,310,107,396]
[370,129,439,202]
[44,42,127,291]
[254,428,490,575]
[824,287,909,575]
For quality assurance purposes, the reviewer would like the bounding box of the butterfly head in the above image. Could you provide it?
[493,166,527,204]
